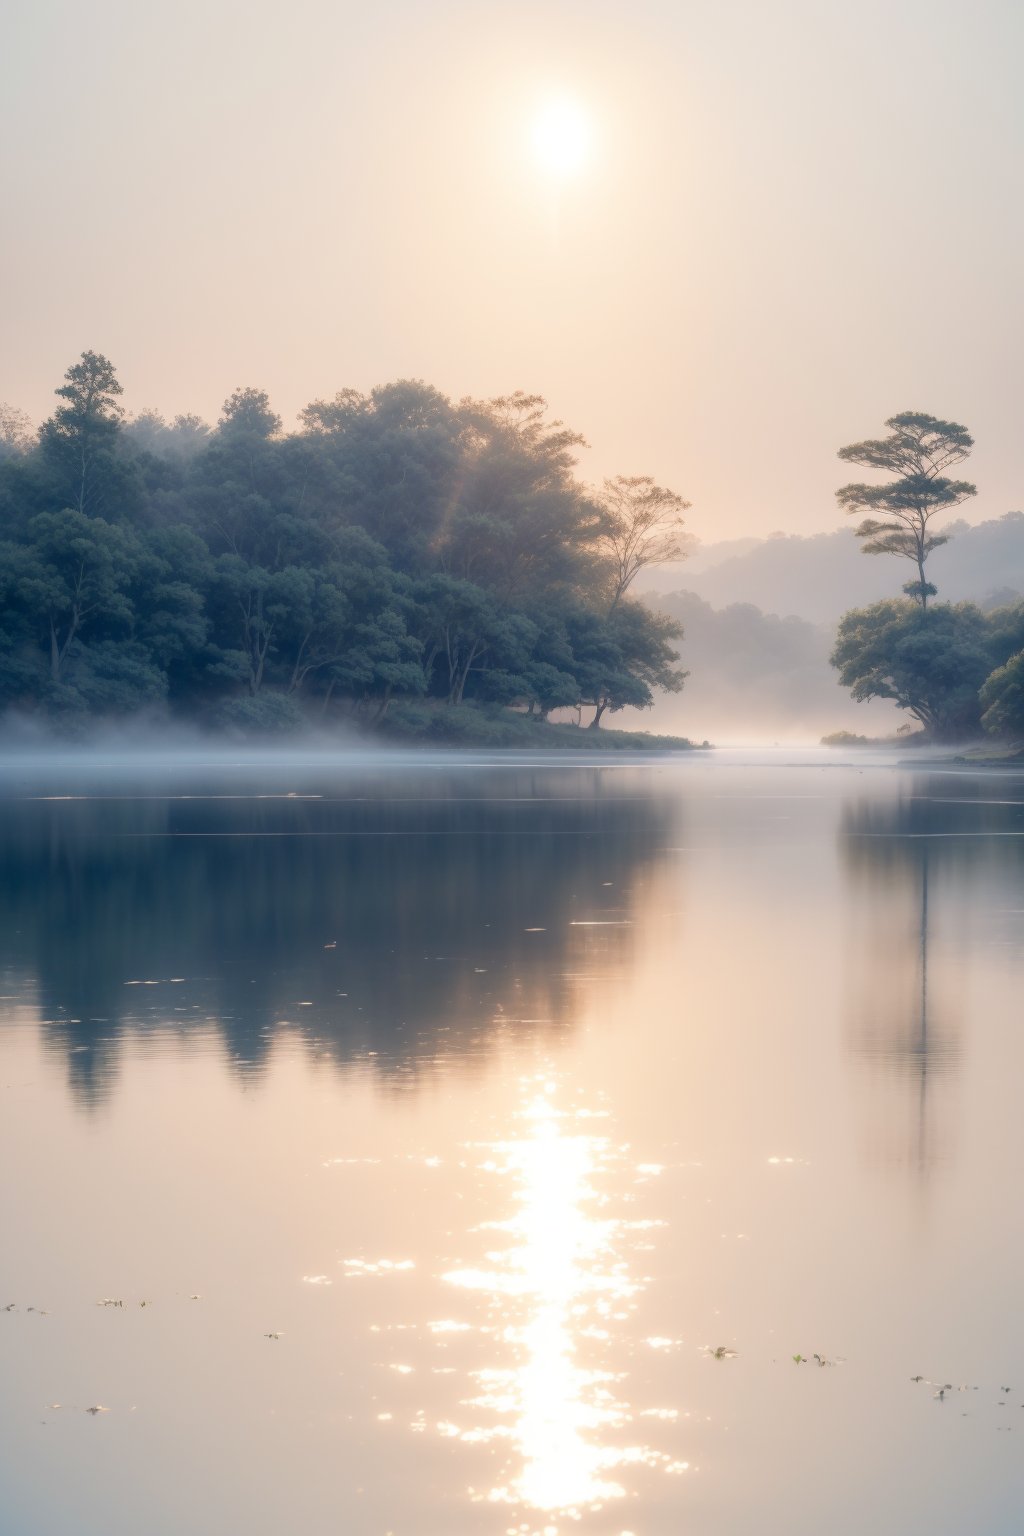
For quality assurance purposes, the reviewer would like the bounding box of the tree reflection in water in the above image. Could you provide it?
[0,768,676,1108]
[840,774,1024,1177]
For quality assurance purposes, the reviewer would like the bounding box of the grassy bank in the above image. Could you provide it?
[821,729,928,748]
[376,701,699,750]
[925,742,1024,766]
[819,728,1024,766]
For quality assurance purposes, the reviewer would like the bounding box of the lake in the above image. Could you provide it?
[1,748,1023,1536]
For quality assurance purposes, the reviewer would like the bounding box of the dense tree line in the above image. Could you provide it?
[0,353,687,735]
[830,412,1024,742]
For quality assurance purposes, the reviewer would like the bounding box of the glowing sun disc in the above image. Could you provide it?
[532,98,590,176]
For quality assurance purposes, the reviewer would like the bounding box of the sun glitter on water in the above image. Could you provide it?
[441,1082,692,1519]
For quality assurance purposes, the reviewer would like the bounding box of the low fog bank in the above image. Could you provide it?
[0,703,978,779]
[629,589,899,745]
[0,710,383,771]
[0,711,697,780]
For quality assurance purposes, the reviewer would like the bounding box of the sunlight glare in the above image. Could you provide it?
[445,1089,638,1511]
[531,98,591,177]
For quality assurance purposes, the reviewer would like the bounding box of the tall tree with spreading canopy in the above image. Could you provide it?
[836,412,976,609]
[9,510,138,685]
[38,351,127,517]
[597,475,691,611]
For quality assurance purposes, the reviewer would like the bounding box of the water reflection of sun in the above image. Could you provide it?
[444,1081,677,1518]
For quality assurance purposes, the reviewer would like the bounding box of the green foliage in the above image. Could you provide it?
[11,510,138,681]
[567,601,686,727]
[213,691,306,736]
[0,352,691,738]
[48,641,168,716]
[379,700,691,750]
[980,652,1024,738]
[37,351,140,519]
[831,598,1013,740]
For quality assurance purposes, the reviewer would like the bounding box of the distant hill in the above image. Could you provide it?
[638,513,1024,625]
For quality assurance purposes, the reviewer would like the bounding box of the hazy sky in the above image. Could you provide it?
[3,0,1022,538]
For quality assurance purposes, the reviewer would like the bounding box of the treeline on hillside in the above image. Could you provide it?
[641,515,1024,624]
[0,354,688,737]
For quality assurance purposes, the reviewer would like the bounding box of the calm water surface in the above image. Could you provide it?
[1,750,1023,1535]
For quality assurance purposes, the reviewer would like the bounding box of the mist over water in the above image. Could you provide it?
[2,752,1024,1536]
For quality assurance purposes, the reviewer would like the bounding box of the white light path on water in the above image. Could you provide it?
[443,1083,687,1518]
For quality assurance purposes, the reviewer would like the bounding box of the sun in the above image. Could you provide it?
[531,97,591,177]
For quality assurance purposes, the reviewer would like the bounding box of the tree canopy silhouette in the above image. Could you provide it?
[837,412,976,609]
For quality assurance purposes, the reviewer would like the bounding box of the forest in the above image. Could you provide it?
[5,366,1024,748]
[0,353,689,743]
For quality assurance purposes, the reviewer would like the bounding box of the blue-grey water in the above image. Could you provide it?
[1,749,1023,1536]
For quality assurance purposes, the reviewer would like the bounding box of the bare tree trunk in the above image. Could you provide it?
[288,633,311,693]
[588,700,608,729]
[49,611,80,683]
[444,627,459,702]
[453,642,483,705]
